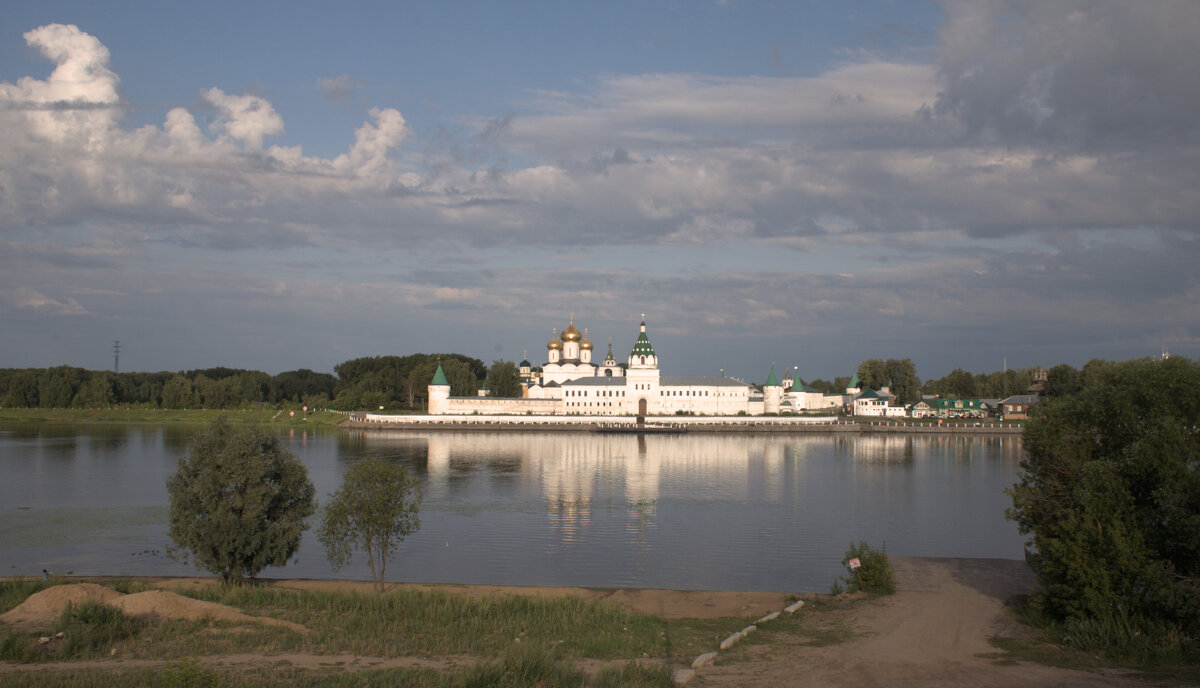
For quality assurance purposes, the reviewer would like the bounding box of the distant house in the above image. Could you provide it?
[909,400,935,418]
[853,389,888,416]
[854,389,907,417]
[932,398,989,419]
[1000,394,1040,419]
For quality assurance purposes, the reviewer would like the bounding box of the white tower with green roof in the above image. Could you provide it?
[763,365,782,414]
[626,315,661,415]
[428,363,450,414]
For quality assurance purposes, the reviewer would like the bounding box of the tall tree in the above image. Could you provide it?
[167,418,316,584]
[856,359,888,390]
[318,459,422,593]
[883,358,921,404]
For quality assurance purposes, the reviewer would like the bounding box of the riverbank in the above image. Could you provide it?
[340,414,1024,435]
[0,408,346,428]
[0,558,1158,687]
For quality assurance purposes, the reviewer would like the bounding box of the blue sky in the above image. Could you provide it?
[2,0,1197,383]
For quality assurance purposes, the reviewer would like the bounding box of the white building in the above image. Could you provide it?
[431,316,766,416]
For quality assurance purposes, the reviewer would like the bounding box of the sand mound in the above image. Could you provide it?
[0,583,122,625]
[1,584,305,633]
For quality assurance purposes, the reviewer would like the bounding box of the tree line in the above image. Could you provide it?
[798,358,1042,405]
[0,355,524,411]
[2,356,1118,411]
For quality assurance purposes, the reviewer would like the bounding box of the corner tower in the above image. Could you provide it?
[428,363,450,414]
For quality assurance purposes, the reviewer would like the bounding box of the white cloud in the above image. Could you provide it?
[1,286,86,314]
[0,23,120,146]
[202,88,284,150]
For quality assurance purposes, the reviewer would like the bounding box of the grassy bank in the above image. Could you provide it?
[0,408,347,428]
[0,577,764,687]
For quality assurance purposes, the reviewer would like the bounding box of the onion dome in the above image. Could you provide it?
[548,328,563,350]
[561,316,582,342]
[580,328,593,350]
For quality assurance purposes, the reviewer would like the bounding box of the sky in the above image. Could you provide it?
[1,0,1197,384]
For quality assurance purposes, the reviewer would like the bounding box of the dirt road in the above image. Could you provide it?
[694,557,1146,687]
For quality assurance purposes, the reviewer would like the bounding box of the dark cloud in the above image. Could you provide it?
[935,0,1200,150]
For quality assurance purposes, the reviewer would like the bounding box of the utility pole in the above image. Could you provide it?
[114,340,120,373]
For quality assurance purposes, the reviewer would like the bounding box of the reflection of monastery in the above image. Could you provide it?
[429,316,848,417]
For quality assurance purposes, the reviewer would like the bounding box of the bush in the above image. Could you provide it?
[839,541,895,594]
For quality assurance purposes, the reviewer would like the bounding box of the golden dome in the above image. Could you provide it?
[548,329,563,350]
[580,328,593,350]
[561,322,581,342]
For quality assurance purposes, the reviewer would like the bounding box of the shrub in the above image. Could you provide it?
[57,600,146,657]
[840,541,895,594]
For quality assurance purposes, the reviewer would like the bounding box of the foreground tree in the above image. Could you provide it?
[1008,357,1200,638]
[318,458,422,592]
[167,418,316,583]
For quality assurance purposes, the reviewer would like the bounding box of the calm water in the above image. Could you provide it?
[0,424,1027,592]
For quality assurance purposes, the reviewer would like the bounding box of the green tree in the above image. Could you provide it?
[318,459,422,592]
[487,360,522,398]
[856,359,888,390]
[1008,357,1200,638]
[883,358,921,404]
[1043,363,1080,398]
[441,358,479,397]
[167,418,316,584]
[162,375,197,409]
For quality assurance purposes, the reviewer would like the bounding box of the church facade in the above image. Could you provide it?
[428,316,847,417]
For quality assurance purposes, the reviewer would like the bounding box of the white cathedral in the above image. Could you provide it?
[428,315,846,417]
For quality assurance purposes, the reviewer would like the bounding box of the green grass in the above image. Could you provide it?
[984,598,1200,684]
[0,580,708,686]
[0,407,347,427]
[0,577,52,614]
[177,583,683,660]
[0,660,674,688]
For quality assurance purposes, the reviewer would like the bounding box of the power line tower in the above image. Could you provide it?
[114,340,121,373]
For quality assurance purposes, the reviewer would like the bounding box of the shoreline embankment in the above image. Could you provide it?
[338,414,1023,435]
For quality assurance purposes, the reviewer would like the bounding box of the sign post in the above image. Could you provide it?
[847,557,865,592]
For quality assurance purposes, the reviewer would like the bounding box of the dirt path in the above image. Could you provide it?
[693,557,1147,687]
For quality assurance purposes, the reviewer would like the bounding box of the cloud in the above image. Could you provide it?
[935,0,1200,150]
[0,13,1197,373]
[1,286,86,314]
[317,74,363,104]
[202,88,284,149]
[0,23,120,145]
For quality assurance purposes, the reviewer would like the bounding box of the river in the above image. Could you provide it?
[0,423,1027,592]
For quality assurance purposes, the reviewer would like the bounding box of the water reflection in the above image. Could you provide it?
[3,425,1027,592]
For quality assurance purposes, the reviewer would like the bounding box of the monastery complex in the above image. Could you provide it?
[428,316,851,417]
